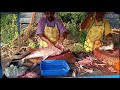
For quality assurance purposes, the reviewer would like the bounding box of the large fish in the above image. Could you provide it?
[19,45,62,65]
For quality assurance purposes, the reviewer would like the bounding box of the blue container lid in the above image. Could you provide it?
[40,60,70,76]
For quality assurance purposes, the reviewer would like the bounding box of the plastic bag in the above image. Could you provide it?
[4,64,27,78]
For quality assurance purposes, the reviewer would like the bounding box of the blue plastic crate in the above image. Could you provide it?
[40,60,70,76]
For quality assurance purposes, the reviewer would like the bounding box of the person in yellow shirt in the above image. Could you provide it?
[81,12,113,52]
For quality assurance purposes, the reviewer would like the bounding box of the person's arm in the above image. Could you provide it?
[81,12,94,29]
[36,17,53,46]
[58,31,68,43]
[54,19,68,51]
[104,19,113,41]
[106,33,112,41]
[56,19,68,43]
[39,34,53,46]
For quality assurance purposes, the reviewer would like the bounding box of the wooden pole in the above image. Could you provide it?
[17,13,20,49]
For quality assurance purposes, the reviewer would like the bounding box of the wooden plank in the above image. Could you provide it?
[20,18,31,24]
[20,12,43,18]
[20,12,33,18]
[20,17,42,24]
[20,12,43,23]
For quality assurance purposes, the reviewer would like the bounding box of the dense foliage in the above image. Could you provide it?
[0,14,18,45]
[57,12,87,51]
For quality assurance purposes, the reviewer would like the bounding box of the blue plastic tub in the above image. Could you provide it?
[40,60,70,76]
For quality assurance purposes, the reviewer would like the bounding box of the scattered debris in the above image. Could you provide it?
[72,69,76,77]
[17,71,40,78]
[4,64,27,78]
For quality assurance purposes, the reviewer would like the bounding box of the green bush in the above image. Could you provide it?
[72,45,85,52]
[114,42,120,47]
[0,14,18,45]
[57,12,87,46]
[57,12,87,24]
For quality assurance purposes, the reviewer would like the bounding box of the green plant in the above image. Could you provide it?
[76,30,87,46]
[114,42,120,47]
[57,12,87,24]
[0,14,18,45]
[57,12,87,46]
[72,45,85,52]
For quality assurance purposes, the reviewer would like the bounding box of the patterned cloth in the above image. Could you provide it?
[84,18,111,52]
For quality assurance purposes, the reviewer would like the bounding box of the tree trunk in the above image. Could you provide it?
[10,12,38,47]
[1,12,39,60]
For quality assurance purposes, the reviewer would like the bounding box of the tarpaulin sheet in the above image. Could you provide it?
[80,74,120,78]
